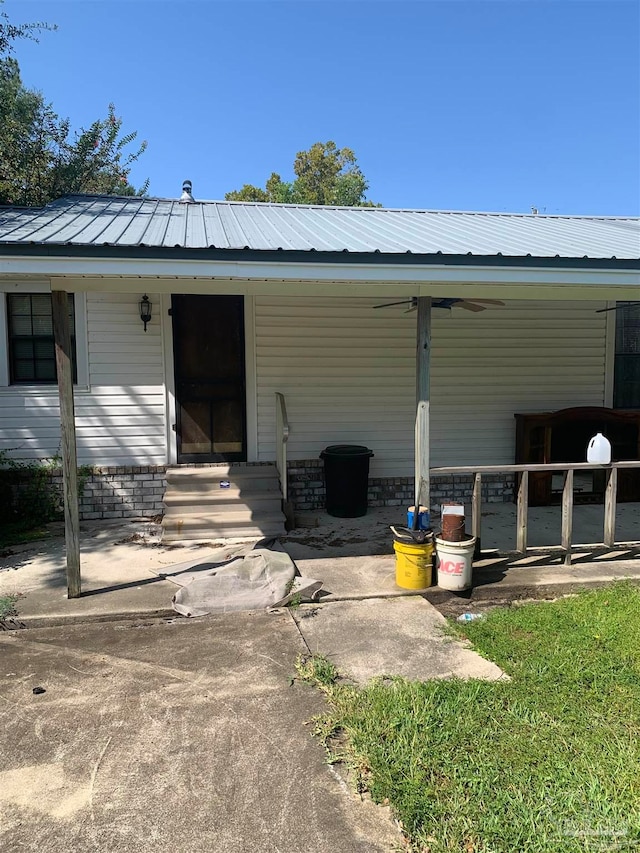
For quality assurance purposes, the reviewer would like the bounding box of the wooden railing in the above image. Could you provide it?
[275,392,290,502]
[430,461,640,565]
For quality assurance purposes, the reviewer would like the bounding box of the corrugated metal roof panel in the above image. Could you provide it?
[0,194,638,260]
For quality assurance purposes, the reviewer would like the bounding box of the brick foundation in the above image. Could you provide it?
[12,461,513,521]
[48,466,167,520]
[287,459,514,512]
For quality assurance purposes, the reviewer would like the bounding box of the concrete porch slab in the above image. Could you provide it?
[293,596,506,684]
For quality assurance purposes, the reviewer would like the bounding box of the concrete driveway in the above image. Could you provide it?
[0,613,400,853]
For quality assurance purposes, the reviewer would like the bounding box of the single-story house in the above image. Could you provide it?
[1,186,639,542]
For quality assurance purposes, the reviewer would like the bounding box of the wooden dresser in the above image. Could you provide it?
[514,407,640,505]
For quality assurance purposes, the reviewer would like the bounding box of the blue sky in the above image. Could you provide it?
[4,0,640,214]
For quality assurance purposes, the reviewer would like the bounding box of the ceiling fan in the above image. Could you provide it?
[373,297,505,313]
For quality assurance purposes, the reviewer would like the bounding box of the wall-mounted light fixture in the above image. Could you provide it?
[139,295,152,332]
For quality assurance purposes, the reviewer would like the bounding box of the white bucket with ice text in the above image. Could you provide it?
[435,535,476,591]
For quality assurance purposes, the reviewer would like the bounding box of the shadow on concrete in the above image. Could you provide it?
[79,574,168,597]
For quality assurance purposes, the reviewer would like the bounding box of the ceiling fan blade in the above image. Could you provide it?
[457,301,486,312]
[373,299,414,309]
[467,299,505,306]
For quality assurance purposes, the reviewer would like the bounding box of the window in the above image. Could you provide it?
[613,302,640,409]
[7,294,76,384]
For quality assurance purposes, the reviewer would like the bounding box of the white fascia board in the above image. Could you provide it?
[0,279,52,293]
[50,276,640,303]
[0,254,638,295]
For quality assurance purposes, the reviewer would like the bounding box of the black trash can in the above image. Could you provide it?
[320,445,374,518]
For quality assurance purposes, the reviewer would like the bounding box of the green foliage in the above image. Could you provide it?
[0,60,148,206]
[0,449,63,529]
[226,141,379,206]
[0,4,147,206]
[0,594,18,620]
[295,653,339,690]
[0,0,55,58]
[309,584,640,852]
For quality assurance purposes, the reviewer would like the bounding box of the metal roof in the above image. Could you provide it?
[0,194,638,261]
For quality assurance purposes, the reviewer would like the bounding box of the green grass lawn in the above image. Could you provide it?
[299,583,640,852]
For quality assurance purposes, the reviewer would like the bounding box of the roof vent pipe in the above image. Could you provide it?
[180,180,195,203]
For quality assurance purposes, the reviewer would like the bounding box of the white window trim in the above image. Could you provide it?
[0,286,89,392]
[161,293,177,465]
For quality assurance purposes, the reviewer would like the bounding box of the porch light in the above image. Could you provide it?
[139,294,152,331]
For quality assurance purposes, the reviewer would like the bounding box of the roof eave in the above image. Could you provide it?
[0,242,638,270]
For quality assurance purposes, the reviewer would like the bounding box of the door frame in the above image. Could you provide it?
[162,293,258,465]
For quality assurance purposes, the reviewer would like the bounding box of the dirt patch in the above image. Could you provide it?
[425,586,574,620]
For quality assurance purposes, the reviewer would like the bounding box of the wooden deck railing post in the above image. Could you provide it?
[516,470,529,554]
[604,467,618,548]
[562,469,574,566]
[428,460,640,554]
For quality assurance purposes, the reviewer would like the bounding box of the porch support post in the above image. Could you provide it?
[415,297,431,511]
[52,291,81,598]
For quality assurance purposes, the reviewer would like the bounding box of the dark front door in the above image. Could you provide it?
[172,295,246,463]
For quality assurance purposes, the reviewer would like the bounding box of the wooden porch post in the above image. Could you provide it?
[52,291,81,598]
[415,297,431,511]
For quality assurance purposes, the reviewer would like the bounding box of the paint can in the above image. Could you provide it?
[441,503,465,541]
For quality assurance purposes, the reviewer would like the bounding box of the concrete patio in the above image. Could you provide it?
[0,502,638,680]
[1,502,639,625]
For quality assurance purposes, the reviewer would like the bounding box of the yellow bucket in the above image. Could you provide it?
[393,539,434,590]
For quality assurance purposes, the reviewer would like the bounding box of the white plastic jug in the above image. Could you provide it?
[587,432,611,464]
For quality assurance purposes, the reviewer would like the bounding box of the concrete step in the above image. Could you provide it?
[166,472,280,493]
[162,516,286,542]
[162,464,286,543]
[162,525,285,542]
[167,464,279,481]
[163,509,285,525]
[163,489,282,508]
[163,503,284,523]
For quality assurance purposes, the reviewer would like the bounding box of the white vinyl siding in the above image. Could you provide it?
[0,289,609,474]
[255,297,608,476]
[0,291,166,465]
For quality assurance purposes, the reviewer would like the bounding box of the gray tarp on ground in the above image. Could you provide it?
[158,540,321,617]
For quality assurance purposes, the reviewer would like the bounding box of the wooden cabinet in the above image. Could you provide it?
[515,407,640,505]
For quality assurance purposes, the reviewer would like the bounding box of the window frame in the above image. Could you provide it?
[613,302,640,410]
[8,292,77,384]
[0,285,89,390]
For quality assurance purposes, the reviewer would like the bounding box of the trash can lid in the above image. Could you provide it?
[320,444,374,458]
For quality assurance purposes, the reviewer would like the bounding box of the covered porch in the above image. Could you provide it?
[1,195,638,596]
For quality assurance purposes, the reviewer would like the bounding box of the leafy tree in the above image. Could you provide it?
[0,3,148,206]
[0,1,54,57]
[0,59,148,206]
[226,141,379,206]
